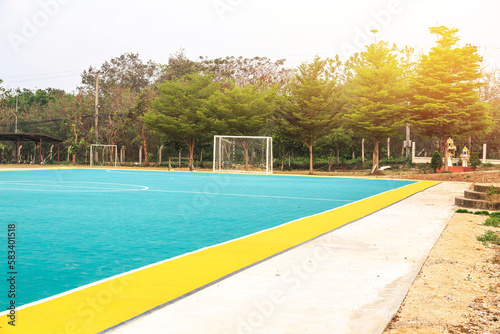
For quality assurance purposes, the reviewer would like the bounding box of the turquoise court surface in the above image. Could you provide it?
[0,169,414,311]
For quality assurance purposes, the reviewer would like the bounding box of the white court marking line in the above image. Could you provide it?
[0,181,149,192]
[147,189,353,202]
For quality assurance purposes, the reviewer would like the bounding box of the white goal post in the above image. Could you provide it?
[213,135,273,175]
[90,144,118,168]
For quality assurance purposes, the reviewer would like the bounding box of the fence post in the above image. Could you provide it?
[412,141,416,163]
[120,146,125,165]
[387,138,390,161]
[361,138,365,164]
[483,143,487,163]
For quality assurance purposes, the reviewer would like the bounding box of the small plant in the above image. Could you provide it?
[474,210,490,215]
[430,151,443,172]
[466,264,476,281]
[486,185,500,195]
[484,216,500,227]
[469,152,481,170]
[456,209,471,214]
[489,212,500,218]
[477,230,500,245]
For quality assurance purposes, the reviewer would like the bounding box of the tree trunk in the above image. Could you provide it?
[72,153,76,164]
[188,141,195,171]
[442,137,449,172]
[362,138,365,165]
[308,143,314,175]
[243,142,249,171]
[336,147,340,165]
[142,124,150,167]
[372,138,379,174]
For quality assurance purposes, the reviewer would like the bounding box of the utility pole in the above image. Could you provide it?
[15,91,18,133]
[94,71,100,162]
[94,71,100,143]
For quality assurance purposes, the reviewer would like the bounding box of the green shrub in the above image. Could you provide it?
[470,152,481,170]
[430,151,443,172]
[456,209,471,214]
[474,210,490,215]
[486,185,500,195]
[477,230,500,245]
[484,216,500,227]
[489,212,500,218]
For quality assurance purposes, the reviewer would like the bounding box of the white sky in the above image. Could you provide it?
[1,0,500,92]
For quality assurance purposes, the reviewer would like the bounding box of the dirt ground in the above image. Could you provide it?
[382,171,500,334]
[386,170,500,184]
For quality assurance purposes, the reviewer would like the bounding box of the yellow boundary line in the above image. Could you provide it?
[1,180,438,333]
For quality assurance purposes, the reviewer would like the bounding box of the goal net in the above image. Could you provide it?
[90,144,118,168]
[213,136,273,174]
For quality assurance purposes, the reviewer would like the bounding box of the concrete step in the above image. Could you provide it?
[464,190,489,200]
[474,183,500,193]
[455,197,500,211]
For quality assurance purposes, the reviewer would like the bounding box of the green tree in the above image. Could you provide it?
[345,41,408,174]
[127,87,157,167]
[158,48,200,83]
[410,26,491,171]
[316,127,354,171]
[275,56,344,174]
[142,73,221,170]
[208,83,278,170]
[430,150,443,172]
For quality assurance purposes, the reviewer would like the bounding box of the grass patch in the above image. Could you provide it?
[484,216,500,227]
[477,230,500,245]
[474,210,490,215]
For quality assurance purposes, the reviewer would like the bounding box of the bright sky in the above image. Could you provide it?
[1,0,500,92]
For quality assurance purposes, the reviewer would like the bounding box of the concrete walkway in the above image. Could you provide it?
[110,182,469,334]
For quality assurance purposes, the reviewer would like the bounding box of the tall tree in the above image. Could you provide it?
[158,48,200,83]
[345,41,408,173]
[207,82,278,170]
[142,73,221,170]
[127,87,157,167]
[199,56,291,88]
[410,26,491,171]
[81,53,160,163]
[81,53,160,94]
[275,56,343,174]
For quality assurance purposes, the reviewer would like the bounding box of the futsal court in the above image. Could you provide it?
[0,168,438,333]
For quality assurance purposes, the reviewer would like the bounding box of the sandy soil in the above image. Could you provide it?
[387,170,500,184]
[383,212,500,334]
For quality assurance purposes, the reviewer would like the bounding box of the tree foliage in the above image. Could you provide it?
[142,73,221,170]
[199,56,291,88]
[276,56,344,174]
[345,41,408,173]
[410,26,491,170]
